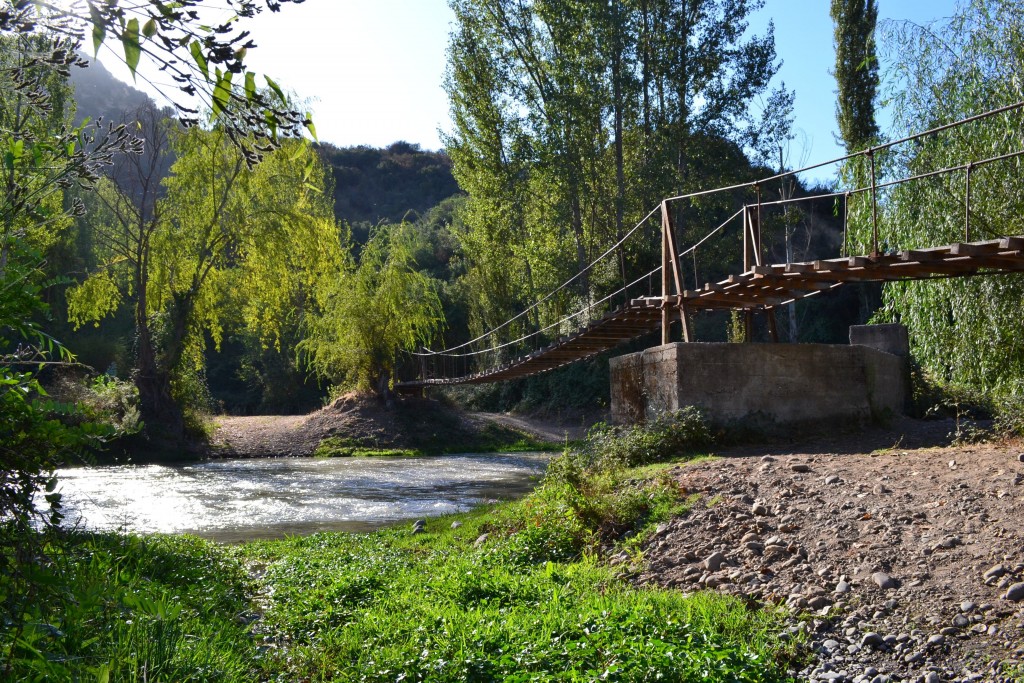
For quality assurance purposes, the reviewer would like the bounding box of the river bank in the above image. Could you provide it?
[5,415,1023,681]
[207,393,591,457]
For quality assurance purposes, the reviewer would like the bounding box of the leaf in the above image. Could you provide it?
[212,71,233,117]
[304,118,318,141]
[142,17,158,38]
[88,2,106,56]
[244,72,257,102]
[122,18,141,79]
[264,110,278,138]
[265,75,285,104]
[190,40,209,81]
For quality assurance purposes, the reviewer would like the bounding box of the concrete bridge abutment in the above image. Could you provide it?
[609,324,910,431]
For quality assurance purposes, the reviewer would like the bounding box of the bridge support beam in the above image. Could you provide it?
[661,201,687,344]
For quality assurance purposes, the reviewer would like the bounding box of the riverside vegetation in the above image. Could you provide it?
[0,410,804,682]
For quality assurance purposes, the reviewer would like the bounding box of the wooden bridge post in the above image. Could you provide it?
[660,201,690,344]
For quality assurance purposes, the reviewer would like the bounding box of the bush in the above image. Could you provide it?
[575,407,712,471]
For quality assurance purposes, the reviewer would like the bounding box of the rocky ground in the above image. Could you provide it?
[631,418,1024,682]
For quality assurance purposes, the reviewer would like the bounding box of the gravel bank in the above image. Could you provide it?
[634,419,1024,682]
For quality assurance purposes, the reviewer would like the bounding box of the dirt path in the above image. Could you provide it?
[634,418,1024,682]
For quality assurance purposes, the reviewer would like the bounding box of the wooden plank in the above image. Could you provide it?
[949,241,1000,256]
[900,245,952,261]
[1000,236,1024,250]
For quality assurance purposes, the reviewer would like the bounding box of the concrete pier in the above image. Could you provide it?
[609,326,909,430]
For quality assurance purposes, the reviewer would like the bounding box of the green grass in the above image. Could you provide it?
[3,409,803,682]
[313,422,561,459]
[239,516,797,682]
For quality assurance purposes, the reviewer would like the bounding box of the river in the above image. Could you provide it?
[52,453,550,543]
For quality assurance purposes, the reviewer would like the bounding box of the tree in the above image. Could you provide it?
[444,0,788,352]
[831,0,880,153]
[300,223,444,402]
[864,0,1024,392]
[68,128,345,439]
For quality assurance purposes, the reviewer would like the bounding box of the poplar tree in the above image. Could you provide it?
[831,0,880,152]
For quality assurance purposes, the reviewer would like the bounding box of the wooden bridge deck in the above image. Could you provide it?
[399,236,1024,388]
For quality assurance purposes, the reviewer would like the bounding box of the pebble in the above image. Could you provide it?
[473,533,489,548]
[983,564,1006,581]
[450,521,462,529]
[1004,582,1024,602]
[835,580,852,594]
[704,551,726,572]
[825,475,841,485]
[861,632,884,648]
[752,502,770,516]
[411,519,426,534]
[790,462,811,473]
[923,673,941,683]
[872,572,898,590]
[960,600,976,613]
[952,614,970,628]
[926,634,945,647]
[1018,453,1024,463]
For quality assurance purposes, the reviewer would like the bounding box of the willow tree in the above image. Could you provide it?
[865,0,1024,393]
[445,0,788,348]
[300,223,444,402]
[69,129,344,437]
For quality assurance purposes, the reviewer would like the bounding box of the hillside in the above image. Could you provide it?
[318,141,461,238]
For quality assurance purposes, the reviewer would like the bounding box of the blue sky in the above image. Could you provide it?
[100,0,962,172]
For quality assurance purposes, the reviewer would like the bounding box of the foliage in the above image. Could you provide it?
[68,127,345,436]
[562,407,713,473]
[8,0,315,164]
[858,0,1024,394]
[0,532,255,681]
[246,524,794,681]
[444,0,791,353]
[55,372,143,434]
[300,222,444,396]
[831,0,880,153]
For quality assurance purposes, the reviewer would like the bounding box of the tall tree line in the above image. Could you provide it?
[444,0,792,350]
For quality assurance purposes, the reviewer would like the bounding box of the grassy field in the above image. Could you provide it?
[2,411,803,682]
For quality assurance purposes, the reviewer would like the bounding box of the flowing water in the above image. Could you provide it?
[52,453,550,543]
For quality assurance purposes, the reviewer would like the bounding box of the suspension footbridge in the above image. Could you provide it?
[398,102,1024,389]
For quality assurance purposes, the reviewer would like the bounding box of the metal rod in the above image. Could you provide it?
[842,192,850,258]
[755,184,763,267]
[661,201,670,345]
[965,162,973,242]
[870,149,879,257]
